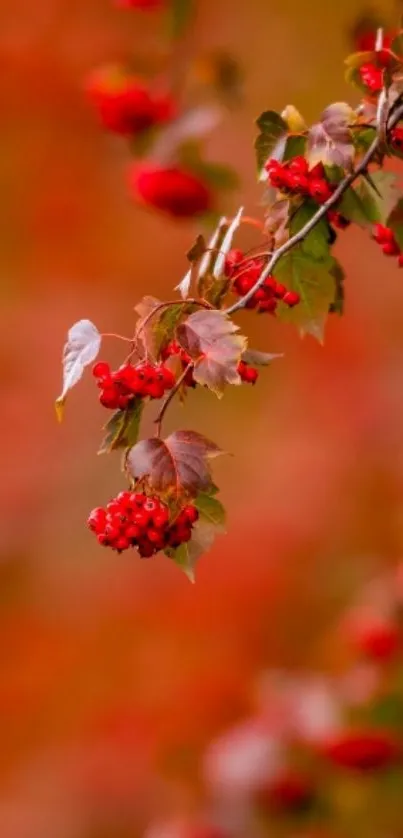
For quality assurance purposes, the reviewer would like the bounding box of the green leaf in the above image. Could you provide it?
[338,171,398,228]
[165,494,226,581]
[202,276,231,308]
[387,197,403,249]
[345,50,377,93]
[194,492,226,526]
[99,398,144,454]
[242,349,283,366]
[391,33,403,58]
[254,110,288,177]
[289,200,331,261]
[273,249,336,342]
[353,126,377,153]
[282,135,307,161]
[168,0,194,38]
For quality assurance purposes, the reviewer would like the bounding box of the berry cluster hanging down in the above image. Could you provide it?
[57,26,403,578]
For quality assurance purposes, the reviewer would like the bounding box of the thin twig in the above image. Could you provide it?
[224,100,403,317]
[154,362,194,438]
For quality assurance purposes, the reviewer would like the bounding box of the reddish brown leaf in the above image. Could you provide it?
[307,103,356,169]
[126,430,222,499]
[177,310,246,397]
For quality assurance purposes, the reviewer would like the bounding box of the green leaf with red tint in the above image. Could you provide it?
[99,398,144,454]
[165,491,226,581]
[254,110,288,179]
[177,309,246,397]
[339,171,398,227]
[307,103,355,169]
[274,249,336,342]
[289,200,332,261]
[126,430,223,500]
[283,135,307,161]
[135,296,187,359]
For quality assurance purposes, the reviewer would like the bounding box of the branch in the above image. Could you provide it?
[154,362,194,438]
[224,100,403,317]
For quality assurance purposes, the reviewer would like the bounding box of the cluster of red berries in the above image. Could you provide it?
[265,157,334,204]
[373,224,403,266]
[88,491,199,557]
[359,62,383,93]
[224,248,300,312]
[92,361,175,409]
[391,125,403,152]
[86,68,176,137]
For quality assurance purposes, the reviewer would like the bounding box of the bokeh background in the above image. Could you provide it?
[1,0,403,835]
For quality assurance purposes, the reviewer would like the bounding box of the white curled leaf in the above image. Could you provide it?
[213,206,244,278]
[55,319,101,421]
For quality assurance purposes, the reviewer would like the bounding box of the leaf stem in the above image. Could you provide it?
[101,332,133,343]
[154,362,194,438]
[224,99,403,316]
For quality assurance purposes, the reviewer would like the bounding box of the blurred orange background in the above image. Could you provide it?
[1,0,403,835]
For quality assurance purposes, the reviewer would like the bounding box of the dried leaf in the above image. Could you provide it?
[127,430,222,499]
[213,207,244,278]
[98,398,144,454]
[264,199,290,247]
[187,234,206,263]
[307,120,354,170]
[135,297,185,359]
[177,310,246,397]
[55,319,101,421]
[242,349,283,366]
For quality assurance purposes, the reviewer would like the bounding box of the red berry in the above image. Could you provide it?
[287,172,310,194]
[115,536,131,552]
[382,240,400,256]
[138,540,155,558]
[100,388,120,409]
[309,162,325,179]
[322,730,399,771]
[391,126,403,151]
[147,380,166,399]
[152,507,170,529]
[288,155,309,175]
[359,62,383,93]
[182,505,199,524]
[159,365,175,390]
[129,164,212,218]
[224,248,244,277]
[258,297,277,314]
[132,510,149,529]
[373,224,395,244]
[116,0,163,8]
[283,290,300,307]
[87,508,106,533]
[126,524,142,541]
[309,178,333,203]
[238,361,258,384]
[352,620,400,661]
[398,253,403,268]
[92,362,110,379]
